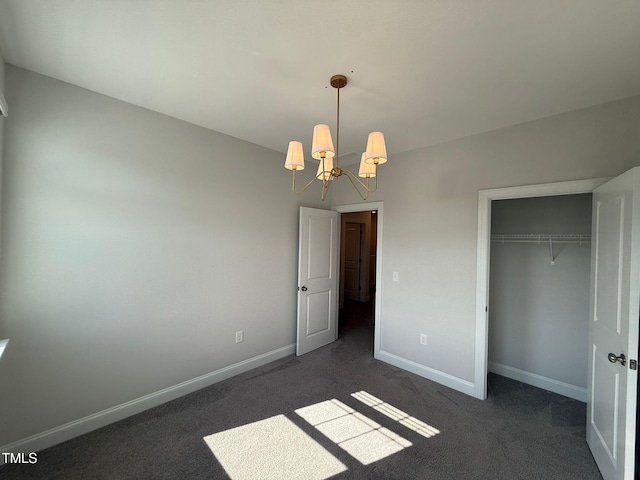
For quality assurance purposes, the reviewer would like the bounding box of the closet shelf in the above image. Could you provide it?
[491,234,591,244]
[491,234,591,265]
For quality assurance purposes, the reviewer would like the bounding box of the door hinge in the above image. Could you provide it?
[630,359,637,371]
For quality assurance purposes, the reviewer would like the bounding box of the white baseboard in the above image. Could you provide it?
[488,361,587,402]
[378,350,476,397]
[0,344,295,461]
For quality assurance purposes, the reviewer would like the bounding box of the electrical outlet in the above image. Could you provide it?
[235,330,244,344]
[420,334,427,346]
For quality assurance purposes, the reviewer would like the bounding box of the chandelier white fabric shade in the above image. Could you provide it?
[311,124,335,160]
[316,158,334,181]
[284,141,305,170]
[285,74,387,201]
[364,132,387,165]
[358,153,377,178]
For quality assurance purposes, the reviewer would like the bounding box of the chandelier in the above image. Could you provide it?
[284,74,387,201]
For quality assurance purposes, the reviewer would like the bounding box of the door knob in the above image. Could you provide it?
[300,286,308,292]
[608,353,626,366]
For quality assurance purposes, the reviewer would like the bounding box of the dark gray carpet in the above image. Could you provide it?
[1,300,602,479]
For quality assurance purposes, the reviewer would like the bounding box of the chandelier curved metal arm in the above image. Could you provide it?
[290,169,319,195]
[343,168,378,200]
[284,74,387,201]
[290,156,334,198]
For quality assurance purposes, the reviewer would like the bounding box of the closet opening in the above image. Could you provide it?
[487,194,592,402]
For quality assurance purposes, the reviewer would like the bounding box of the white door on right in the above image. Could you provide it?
[587,167,640,480]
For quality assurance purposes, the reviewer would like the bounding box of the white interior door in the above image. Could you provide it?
[296,207,339,356]
[587,167,640,480]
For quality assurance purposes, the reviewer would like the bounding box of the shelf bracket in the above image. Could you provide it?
[548,238,556,265]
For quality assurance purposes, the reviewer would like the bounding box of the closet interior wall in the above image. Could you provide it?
[488,194,592,400]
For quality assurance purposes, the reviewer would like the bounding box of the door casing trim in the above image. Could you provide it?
[474,178,610,399]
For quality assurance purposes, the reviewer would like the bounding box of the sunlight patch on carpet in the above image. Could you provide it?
[352,391,441,438]
[295,399,412,465]
[203,414,347,480]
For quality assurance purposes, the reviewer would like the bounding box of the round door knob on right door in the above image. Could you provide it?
[608,353,626,366]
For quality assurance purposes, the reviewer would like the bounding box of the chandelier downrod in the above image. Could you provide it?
[331,74,346,172]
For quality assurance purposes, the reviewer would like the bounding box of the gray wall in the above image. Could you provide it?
[330,95,640,389]
[0,47,5,252]
[0,46,4,89]
[0,66,323,447]
[489,195,592,390]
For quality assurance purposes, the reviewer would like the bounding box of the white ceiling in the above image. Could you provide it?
[0,0,639,164]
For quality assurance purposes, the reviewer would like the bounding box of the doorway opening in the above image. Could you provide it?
[488,193,592,402]
[338,211,377,343]
[333,202,383,360]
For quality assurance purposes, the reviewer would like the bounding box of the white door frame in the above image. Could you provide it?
[474,178,610,399]
[333,202,383,360]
